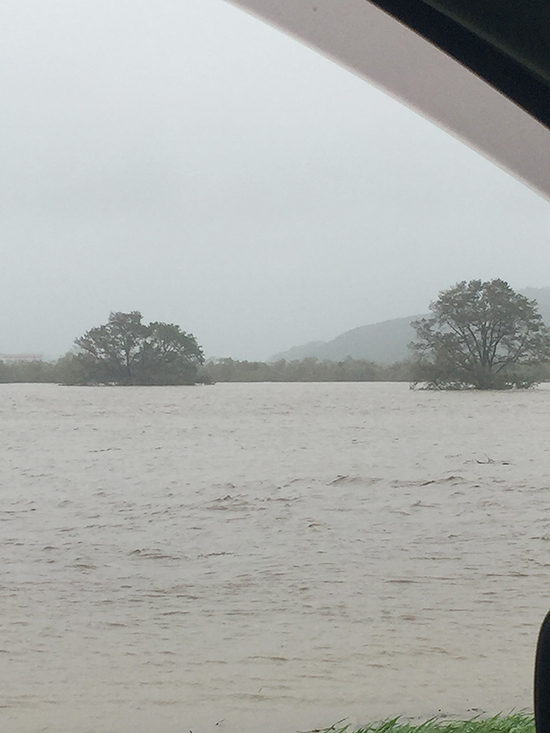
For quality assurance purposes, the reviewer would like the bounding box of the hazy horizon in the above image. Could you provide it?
[3,0,550,361]
[3,283,550,363]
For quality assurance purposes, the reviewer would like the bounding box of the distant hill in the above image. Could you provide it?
[521,287,550,324]
[271,286,550,365]
[270,315,425,364]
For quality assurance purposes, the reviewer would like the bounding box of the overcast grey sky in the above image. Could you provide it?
[2,0,550,360]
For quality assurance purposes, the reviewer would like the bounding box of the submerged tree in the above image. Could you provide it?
[410,279,550,389]
[64,311,204,385]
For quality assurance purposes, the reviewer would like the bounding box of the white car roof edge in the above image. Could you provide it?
[226,0,550,202]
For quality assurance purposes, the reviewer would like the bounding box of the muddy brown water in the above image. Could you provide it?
[2,382,550,732]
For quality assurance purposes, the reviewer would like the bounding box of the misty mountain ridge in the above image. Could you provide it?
[270,286,550,365]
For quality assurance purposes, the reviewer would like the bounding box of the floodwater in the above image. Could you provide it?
[2,382,550,733]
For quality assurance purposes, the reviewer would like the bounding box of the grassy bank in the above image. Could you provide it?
[324,715,534,733]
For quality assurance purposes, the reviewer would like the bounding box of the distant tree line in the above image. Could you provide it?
[0,355,417,385]
[0,312,205,386]
[0,359,57,383]
[199,357,414,383]
[3,282,550,389]
[0,310,416,386]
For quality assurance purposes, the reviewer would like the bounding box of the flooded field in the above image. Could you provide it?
[2,381,550,733]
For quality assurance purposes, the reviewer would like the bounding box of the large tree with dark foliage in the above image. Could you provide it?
[410,279,550,389]
[65,311,204,385]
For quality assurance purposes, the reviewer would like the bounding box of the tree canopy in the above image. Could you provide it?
[63,311,204,385]
[410,279,550,389]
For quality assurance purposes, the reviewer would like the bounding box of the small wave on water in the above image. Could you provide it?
[1,382,550,732]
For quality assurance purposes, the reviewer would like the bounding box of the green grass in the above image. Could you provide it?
[322,714,535,733]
